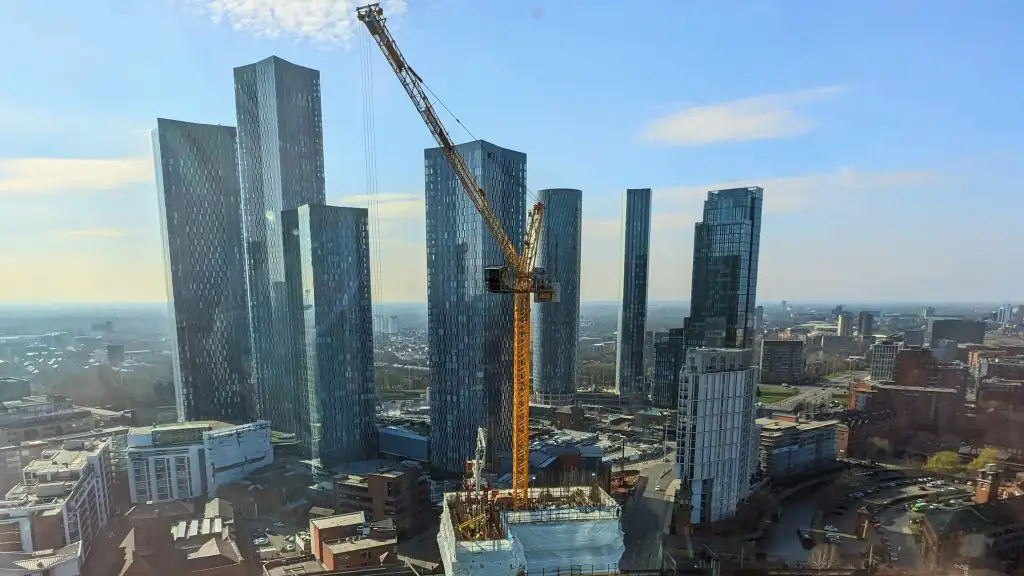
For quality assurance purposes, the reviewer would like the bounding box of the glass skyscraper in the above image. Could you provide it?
[615,188,652,402]
[531,188,582,407]
[152,118,252,423]
[686,187,763,349]
[424,140,525,474]
[234,56,326,433]
[282,205,378,469]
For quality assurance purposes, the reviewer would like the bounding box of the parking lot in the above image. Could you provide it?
[240,515,308,561]
[820,475,972,569]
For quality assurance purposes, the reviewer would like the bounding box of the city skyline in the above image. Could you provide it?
[2,2,1023,304]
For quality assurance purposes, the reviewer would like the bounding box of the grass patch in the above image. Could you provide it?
[758,385,798,405]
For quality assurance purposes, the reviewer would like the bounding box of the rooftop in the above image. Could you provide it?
[3,439,107,508]
[926,495,1024,535]
[756,418,840,433]
[0,541,81,572]
[128,420,233,437]
[325,535,397,555]
[310,511,366,530]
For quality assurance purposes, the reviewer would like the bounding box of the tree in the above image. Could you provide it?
[967,447,1000,471]
[925,451,962,474]
[810,543,843,569]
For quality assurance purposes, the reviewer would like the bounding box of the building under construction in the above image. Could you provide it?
[437,485,625,575]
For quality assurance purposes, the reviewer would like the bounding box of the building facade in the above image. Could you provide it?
[675,348,758,525]
[615,188,652,402]
[756,418,838,479]
[870,339,902,381]
[283,205,378,468]
[759,340,804,384]
[837,312,855,337]
[531,188,583,407]
[685,187,763,349]
[925,318,986,348]
[651,329,685,408]
[424,140,526,473]
[153,119,251,423]
[857,311,874,338]
[127,421,272,504]
[234,56,326,433]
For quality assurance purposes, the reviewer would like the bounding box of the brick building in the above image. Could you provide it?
[836,410,894,459]
[333,462,431,536]
[309,512,398,570]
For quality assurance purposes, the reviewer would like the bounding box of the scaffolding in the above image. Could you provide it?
[437,486,625,576]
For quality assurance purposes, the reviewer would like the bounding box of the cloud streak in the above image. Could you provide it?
[640,86,846,147]
[0,157,153,194]
[191,0,407,46]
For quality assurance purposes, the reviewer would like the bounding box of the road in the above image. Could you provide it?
[619,459,676,571]
[771,386,832,411]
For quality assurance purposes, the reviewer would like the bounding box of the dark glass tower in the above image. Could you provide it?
[531,188,582,407]
[651,328,685,408]
[234,56,326,433]
[283,205,378,469]
[152,118,251,423]
[424,140,526,474]
[686,187,763,349]
[615,188,652,402]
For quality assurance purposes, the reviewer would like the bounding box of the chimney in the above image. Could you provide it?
[975,463,1002,504]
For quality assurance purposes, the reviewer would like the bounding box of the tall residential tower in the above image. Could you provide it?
[424,140,526,474]
[283,205,378,470]
[153,118,252,423]
[615,188,652,403]
[234,56,326,433]
[531,188,582,407]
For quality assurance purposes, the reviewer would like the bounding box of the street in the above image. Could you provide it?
[770,386,832,411]
[619,458,676,571]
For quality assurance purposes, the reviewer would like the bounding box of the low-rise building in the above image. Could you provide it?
[0,438,113,559]
[756,417,838,479]
[127,420,272,504]
[0,541,81,575]
[309,512,398,571]
[333,462,431,536]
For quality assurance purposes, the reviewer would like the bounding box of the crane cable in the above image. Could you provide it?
[359,26,386,318]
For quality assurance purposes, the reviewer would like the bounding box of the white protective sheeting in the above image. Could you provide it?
[438,499,521,576]
[509,518,625,574]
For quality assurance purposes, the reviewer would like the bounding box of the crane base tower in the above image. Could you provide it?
[437,485,625,576]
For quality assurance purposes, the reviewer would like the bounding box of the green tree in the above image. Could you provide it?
[967,447,1000,471]
[925,451,962,474]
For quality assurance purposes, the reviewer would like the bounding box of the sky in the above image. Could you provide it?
[0,0,1022,304]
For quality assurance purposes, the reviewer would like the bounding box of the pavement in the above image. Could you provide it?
[619,458,676,571]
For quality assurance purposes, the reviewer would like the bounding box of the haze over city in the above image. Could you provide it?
[2,0,1022,303]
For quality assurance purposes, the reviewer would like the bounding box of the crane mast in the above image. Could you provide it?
[357,3,553,511]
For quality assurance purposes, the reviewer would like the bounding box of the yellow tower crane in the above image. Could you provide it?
[357,4,554,511]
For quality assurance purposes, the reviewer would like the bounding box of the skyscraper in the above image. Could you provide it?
[234,56,326,433]
[857,311,874,338]
[531,188,582,407]
[424,140,526,474]
[615,188,652,403]
[283,205,378,469]
[152,118,251,423]
[676,186,763,527]
[651,328,685,408]
[685,187,763,349]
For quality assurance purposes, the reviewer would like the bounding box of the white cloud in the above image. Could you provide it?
[0,157,153,194]
[640,86,846,147]
[192,0,407,46]
[52,229,131,238]
[332,192,424,220]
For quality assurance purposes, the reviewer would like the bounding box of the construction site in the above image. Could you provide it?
[438,485,625,575]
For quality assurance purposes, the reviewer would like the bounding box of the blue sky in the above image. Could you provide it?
[1,0,1021,303]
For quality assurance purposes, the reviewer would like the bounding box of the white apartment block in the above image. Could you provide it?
[675,348,758,525]
[127,420,272,504]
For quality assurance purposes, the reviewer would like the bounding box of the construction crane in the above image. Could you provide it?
[357,4,554,511]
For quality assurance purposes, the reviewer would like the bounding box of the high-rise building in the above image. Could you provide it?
[685,187,763,349]
[675,348,759,525]
[753,305,765,333]
[235,56,326,433]
[870,339,902,381]
[424,140,526,474]
[837,312,855,337]
[153,118,252,423]
[531,188,582,407]
[615,188,652,402]
[283,205,378,468]
[857,311,874,338]
[651,328,685,408]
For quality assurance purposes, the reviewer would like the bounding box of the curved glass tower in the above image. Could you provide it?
[531,188,582,407]
[424,140,526,475]
[152,119,251,423]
